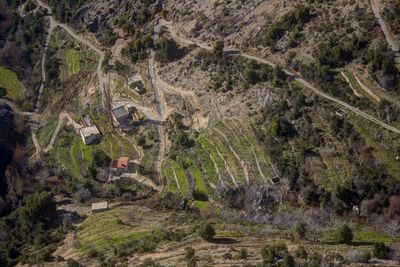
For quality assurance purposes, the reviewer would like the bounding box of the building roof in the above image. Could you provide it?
[91,202,108,210]
[80,125,100,137]
[112,106,130,119]
[116,157,129,169]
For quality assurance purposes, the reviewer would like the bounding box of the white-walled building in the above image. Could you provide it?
[80,125,101,145]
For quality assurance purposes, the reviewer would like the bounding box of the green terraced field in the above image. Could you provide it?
[162,118,274,198]
[0,66,23,100]
[47,110,139,181]
[77,207,169,252]
[66,48,81,75]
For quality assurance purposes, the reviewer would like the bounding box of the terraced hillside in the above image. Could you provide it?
[162,118,275,203]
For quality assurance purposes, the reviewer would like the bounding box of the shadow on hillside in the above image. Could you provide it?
[211,237,238,244]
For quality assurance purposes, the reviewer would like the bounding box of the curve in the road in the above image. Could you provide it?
[158,19,400,135]
[36,0,107,109]
[370,0,399,53]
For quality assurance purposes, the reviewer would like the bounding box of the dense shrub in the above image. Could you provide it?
[198,223,216,241]
[373,242,390,259]
[335,225,353,244]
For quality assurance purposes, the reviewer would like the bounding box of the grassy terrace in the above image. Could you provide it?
[37,115,59,148]
[77,207,170,253]
[197,135,234,187]
[230,118,273,179]
[349,113,400,179]
[45,109,139,181]
[162,118,275,200]
[66,48,81,75]
[115,75,142,102]
[313,117,353,190]
[194,145,219,186]
[0,66,23,100]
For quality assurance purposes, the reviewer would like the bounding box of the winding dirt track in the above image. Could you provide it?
[370,0,400,54]
[35,0,107,109]
[44,112,82,153]
[158,19,400,135]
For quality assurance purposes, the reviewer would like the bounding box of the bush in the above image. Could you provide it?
[261,243,288,264]
[373,242,390,259]
[238,248,248,259]
[294,246,308,259]
[185,247,196,267]
[66,259,80,267]
[283,254,295,267]
[295,222,308,240]
[93,150,111,168]
[198,223,216,241]
[335,225,353,244]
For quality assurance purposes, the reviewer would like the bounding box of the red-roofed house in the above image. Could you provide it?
[111,157,137,176]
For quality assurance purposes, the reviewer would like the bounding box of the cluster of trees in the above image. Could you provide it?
[368,44,398,90]
[253,78,400,220]
[115,0,162,35]
[245,61,288,87]
[260,5,313,47]
[155,37,187,63]
[0,191,63,266]
[46,0,85,24]
[383,0,400,35]
[122,31,153,62]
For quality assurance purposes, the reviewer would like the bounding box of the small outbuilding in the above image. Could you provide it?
[80,125,101,145]
[112,105,136,128]
[130,80,146,94]
[91,202,108,213]
[335,109,348,119]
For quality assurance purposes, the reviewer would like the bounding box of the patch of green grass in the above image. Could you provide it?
[227,118,273,179]
[77,208,153,252]
[115,75,142,102]
[193,145,219,186]
[0,66,23,100]
[37,117,58,148]
[170,160,189,196]
[350,114,400,179]
[186,156,209,195]
[66,48,81,75]
[321,225,400,244]
[343,70,378,103]
[162,161,178,194]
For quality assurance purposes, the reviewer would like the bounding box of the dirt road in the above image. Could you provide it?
[158,19,400,135]
[44,112,82,153]
[370,0,400,54]
[35,0,107,109]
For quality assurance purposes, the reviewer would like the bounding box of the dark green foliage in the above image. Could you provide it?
[283,254,295,267]
[335,225,353,244]
[213,40,224,59]
[261,5,313,46]
[0,87,6,97]
[20,191,56,228]
[261,243,288,265]
[93,150,111,168]
[66,259,80,267]
[238,248,248,259]
[294,246,308,259]
[295,222,308,240]
[113,229,187,258]
[122,31,153,62]
[269,116,296,139]
[330,117,343,135]
[198,223,216,241]
[373,242,390,259]
[185,247,196,267]
[155,37,187,63]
